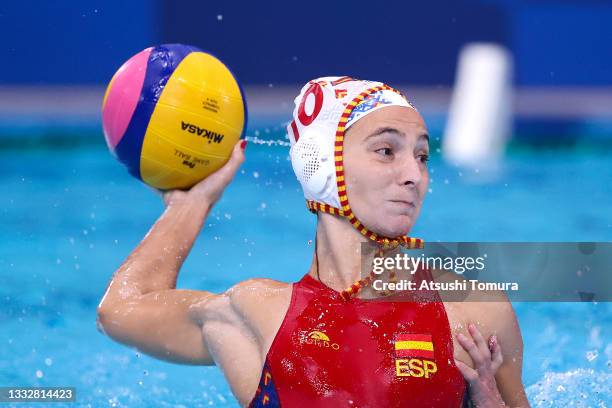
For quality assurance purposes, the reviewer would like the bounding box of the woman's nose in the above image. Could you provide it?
[399,155,422,186]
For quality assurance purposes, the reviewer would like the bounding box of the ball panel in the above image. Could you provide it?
[113,45,194,181]
[140,134,231,190]
[102,47,152,150]
[139,51,244,189]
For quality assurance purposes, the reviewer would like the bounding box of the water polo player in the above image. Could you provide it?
[97,77,529,407]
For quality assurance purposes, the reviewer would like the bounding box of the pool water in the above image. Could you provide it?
[1,139,611,407]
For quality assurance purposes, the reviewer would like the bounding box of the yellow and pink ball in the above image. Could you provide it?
[102,44,247,190]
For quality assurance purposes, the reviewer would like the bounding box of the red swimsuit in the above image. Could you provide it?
[249,268,467,407]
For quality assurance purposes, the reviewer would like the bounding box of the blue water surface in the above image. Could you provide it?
[0,138,611,407]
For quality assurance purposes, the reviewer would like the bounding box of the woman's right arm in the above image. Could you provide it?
[96,140,248,365]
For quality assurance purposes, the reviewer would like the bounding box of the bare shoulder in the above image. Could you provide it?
[226,278,294,348]
[188,278,294,348]
[460,278,515,325]
[458,286,522,356]
[431,268,519,338]
[188,278,290,320]
[227,278,293,315]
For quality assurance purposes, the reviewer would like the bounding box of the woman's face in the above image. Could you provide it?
[343,105,430,237]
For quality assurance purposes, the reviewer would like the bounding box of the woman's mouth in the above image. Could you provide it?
[388,200,416,211]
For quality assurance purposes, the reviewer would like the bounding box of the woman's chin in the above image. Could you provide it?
[372,216,413,237]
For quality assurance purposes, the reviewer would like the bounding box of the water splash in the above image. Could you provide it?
[244,135,290,147]
[527,368,611,407]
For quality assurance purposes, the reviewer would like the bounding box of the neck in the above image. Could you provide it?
[308,212,402,294]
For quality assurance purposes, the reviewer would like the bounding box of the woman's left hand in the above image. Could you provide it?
[455,323,506,407]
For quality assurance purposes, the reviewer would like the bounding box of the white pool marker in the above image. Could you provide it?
[443,43,513,168]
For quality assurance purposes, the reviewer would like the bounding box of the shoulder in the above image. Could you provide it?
[227,278,293,316]
[197,277,291,311]
[432,269,521,344]
[193,278,293,333]
[459,278,516,326]
[458,283,522,354]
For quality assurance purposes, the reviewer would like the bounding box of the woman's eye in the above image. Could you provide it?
[419,154,430,163]
[375,147,393,156]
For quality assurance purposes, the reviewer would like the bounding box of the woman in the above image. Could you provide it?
[97,77,529,407]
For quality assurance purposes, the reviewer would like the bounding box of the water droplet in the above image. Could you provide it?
[45,358,52,366]
[36,370,43,378]
[586,350,599,361]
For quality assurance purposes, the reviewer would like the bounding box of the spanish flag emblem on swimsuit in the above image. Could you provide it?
[394,334,434,359]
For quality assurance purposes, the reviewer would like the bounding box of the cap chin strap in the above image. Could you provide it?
[310,201,422,301]
[307,199,423,250]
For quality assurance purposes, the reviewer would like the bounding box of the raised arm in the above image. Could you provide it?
[96,140,247,365]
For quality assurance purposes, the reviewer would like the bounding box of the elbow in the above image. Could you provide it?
[96,302,138,346]
[96,306,111,336]
[96,305,124,339]
[96,287,126,336]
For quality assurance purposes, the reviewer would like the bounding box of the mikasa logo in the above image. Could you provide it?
[180,121,225,143]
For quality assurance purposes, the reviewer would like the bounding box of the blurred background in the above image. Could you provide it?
[1,1,611,407]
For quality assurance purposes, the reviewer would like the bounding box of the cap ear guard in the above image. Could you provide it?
[290,125,340,208]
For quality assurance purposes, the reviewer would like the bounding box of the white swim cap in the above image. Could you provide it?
[287,76,423,249]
